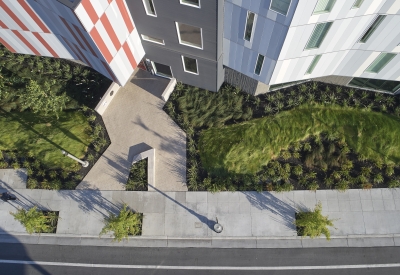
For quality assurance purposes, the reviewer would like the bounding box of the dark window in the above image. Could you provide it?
[143,0,156,16]
[359,15,386,43]
[244,11,255,41]
[349,77,400,93]
[177,22,202,48]
[254,54,264,75]
[182,56,198,74]
[152,62,172,78]
[181,0,200,7]
[270,0,291,15]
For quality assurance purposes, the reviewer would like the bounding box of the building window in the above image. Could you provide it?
[305,55,322,74]
[365,53,396,73]
[141,34,164,45]
[359,15,386,43]
[349,77,400,94]
[142,0,156,16]
[351,0,364,9]
[176,22,203,49]
[181,56,198,74]
[304,22,333,50]
[270,0,291,16]
[180,0,200,8]
[254,54,264,75]
[244,11,256,42]
[151,61,173,78]
[313,0,336,14]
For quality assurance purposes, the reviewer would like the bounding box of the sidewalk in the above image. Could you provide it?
[1,185,400,247]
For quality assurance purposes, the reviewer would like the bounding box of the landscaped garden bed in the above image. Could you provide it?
[11,206,59,234]
[126,158,148,191]
[0,45,111,190]
[164,81,400,192]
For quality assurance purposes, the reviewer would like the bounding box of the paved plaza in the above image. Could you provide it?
[79,69,187,191]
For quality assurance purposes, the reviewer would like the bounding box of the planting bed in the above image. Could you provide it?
[126,158,148,191]
[164,81,400,192]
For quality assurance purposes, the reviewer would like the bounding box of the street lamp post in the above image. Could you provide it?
[61,150,89,167]
[214,217,223,233]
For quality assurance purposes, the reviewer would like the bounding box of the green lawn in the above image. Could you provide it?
[0,110,92,171]
[199,104,400,175]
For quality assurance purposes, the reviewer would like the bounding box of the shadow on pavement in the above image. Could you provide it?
[243,192,298,230]
[149,184,217,231]
[0,232,51,275]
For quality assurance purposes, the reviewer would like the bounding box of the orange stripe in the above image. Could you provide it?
[81,0,98,24]
[108,0,113,4]
[90,27,113,63]
[12,30,40,55]
[0,1,28,31]
[0,20,7,29]
[60,17,87,51]
[116,0,133,33]
[101,60,118,83]
[17,0,50,33]
[100,14,120,50]
[0,37,16,53]
[122,41,136,69]
[72,24,98,57]
[32,32,59,58]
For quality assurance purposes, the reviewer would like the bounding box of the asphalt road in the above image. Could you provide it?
[0,243,400,275]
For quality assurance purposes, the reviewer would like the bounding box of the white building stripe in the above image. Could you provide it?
[94,21,117,57]
[75,3,95,32]
[0,29,33,54]
[106,1,129,46]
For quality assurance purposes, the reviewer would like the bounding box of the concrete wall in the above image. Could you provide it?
[126,0,224,92]
[270,0,400,85]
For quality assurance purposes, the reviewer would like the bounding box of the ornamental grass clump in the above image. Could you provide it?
[100,204,142,242]
[294,202,335,240]
[11,206,58,234]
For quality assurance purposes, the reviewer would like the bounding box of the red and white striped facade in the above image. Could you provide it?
[0,0,144,86]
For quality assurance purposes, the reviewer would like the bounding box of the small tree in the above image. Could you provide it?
[294,202,335,240]
[11,206,57,234]
[100,204,142,242]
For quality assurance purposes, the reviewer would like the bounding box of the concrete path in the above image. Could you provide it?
[1,187,400,244]
[0,169,27,189]
[79,69,187,191]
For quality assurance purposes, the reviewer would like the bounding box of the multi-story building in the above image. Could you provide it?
[1,0,400,95]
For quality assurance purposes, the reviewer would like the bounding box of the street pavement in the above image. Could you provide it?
[0,243,399,274]
[1,181,400,245]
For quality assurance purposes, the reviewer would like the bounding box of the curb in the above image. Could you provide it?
[0,233,399,248]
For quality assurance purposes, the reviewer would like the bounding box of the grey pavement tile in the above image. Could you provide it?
[212,238,257,248]
[327,200,340,212]
[238,202,251,214]
[338,200,351,212]
[207,202,218,216]
[174,192,186,204]
[210,214,252,237]
[394,237,400,246]
[251,213,296,237]
[186,202,198,213]
[394,199,400,210]
[319,200,328,211]
[347,189,361,200]
[197,203,208,215]
[207,193,219,202]
[336,191,350,201]
[228,202,240,213]
[196,192,207,202]
[370,189,383,200]
[142,213,165,236]
[164,213,208,237]
[167,238,212,248]
[380,189,394,200]
[326,190,338,201]
[384,200,396,211]
[280,192,294,205]
[302,238,348,248]
[349,200,362,211]
[303,191,316,201]
[315,190,327,201]
[359,190,372,200]
[143,194,165,213]
[13,235,40,244]
[217,202,231,214]
[372,200,385,211]
[215,192,230,202]
[185,192,197,203]
[363,212,400,235]
[56,236,82,246]
[37,235,60,245]
[329,212,366,235]
[391,189,400,199]
[347,237,395,247]
[293,191,305,202]
[361,200,374,211]
[227,192,241,202]
[257,238,302,248]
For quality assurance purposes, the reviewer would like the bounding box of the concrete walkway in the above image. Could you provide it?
[79,70,187,191]
[1,186,400,246]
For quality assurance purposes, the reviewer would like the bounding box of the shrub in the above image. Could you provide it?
[275,182,294,192]
[100,204,142,242]
[294,202,335,240]
[11,206,58,234]
[388,179,400,188]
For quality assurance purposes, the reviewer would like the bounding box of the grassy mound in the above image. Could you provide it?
[0,109,92,171]
[199,104,400,175]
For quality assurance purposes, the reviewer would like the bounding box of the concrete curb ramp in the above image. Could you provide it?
[1,233,400,248]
